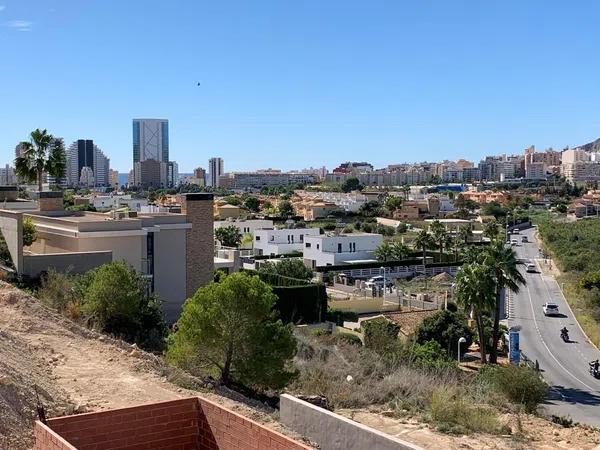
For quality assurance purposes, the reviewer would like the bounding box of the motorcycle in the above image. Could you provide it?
[560,330,569,342]
[590,364,600,379]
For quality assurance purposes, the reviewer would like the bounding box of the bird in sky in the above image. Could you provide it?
[197,82,201,86]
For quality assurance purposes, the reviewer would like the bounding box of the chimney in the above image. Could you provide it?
[38,191,64,212]
[181,193,214,298]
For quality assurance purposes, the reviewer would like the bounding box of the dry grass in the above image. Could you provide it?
[559,274,600,349]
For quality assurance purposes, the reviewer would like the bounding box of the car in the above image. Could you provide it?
[521,236,528,243]
[526,263,537,273]
[542,302,560,316]
[510,239,518,246]
[364,276,394,289]
[512,229,520,234]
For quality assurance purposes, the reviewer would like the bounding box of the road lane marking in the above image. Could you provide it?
[523,271,596,392]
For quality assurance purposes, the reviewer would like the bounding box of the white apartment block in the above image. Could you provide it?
[92,195,148,212]
[253,227,320,256]
[303,233,383,268]
[214,219,274,236]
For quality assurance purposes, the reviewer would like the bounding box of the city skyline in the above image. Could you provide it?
[4,1,600,172]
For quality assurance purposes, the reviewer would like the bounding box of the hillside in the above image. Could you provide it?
[2,281,600,450]
[575,137,600,153]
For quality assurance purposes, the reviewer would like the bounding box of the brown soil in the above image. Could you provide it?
[2,280,600,450]
[0,282,294,450]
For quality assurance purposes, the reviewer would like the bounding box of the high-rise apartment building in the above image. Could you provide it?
[209,157,224,188]
[66,140,110,187]
[132,119,169,164]
[0,164,16,186]
[109,169,119,189]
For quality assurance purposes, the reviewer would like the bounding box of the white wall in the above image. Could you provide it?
[303,233,383,267]
[214,219,274,235]
[254,227,320,256]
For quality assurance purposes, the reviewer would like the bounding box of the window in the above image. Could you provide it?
[300,234,304,242]
[305,243,311,248]
[255,236,260,241]
[338,243,342,253]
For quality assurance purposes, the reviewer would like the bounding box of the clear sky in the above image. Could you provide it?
[2,1,600,173]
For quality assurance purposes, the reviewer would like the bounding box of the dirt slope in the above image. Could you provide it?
[0,282,282,450]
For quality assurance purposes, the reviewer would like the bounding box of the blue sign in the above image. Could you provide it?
[509,330,520,365]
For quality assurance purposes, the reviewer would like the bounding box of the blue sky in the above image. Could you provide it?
[2,1,600,173]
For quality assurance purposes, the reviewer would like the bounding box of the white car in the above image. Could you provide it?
[512,229,520,234]
[526,263,537,273]
[364,276,393,289]
[510,239,518,246]
[542,302,560,316]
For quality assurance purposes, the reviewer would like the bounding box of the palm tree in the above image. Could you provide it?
[429,220,447,262]
[15,129,66,192]
[483,219,500,243]
[374,242,393,262]
[413,229,435,264]
[482,242,525,364]
[390,241,410,260]
[450,236,463,262]
[454,262,496,363]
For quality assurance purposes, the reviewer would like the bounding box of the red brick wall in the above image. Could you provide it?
[44,398,200,450]
[197,397,312,450]
[35,397,312,450]
[33,422,77,450]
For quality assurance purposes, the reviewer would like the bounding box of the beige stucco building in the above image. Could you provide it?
[0,190,214,322]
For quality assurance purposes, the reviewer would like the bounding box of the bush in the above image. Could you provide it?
[362,318,400,354]
[38,269,87,319]
[22,217,37,247]
[336,332,362,346]
[477,364,547,412]
[82,261,167,351]
[429,388,506,435]
[415,310,474,357]
[410,340,455,369]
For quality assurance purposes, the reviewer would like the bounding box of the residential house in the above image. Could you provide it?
[253,227,320,256]
[303,233,383,268]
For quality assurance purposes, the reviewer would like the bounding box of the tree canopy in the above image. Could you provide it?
[15,129,66,192]
[215,225,242,247]
[341,177,362,193]
[258,258,313,281]
[167,272,297,390]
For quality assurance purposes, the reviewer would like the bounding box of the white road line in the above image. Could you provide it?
[524,272,596,392]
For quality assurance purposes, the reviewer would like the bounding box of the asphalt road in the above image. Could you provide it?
[509,227,600,425]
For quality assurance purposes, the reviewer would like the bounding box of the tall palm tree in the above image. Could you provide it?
[374,242,393,262]
[390,241,410,260]
[15,129,66,192]
[483,219,500,243]
[413,229,435,264]
[454,262,496,363]
[429,220,447,262]
[482,242,525,364]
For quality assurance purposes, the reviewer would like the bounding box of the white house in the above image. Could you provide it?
[303,233,384,268]
[214,218,274,235]
[253,227,320,256]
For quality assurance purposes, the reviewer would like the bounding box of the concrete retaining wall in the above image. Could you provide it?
[280,394,423,450]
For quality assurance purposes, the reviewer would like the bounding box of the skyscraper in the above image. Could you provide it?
[209,157,224,188]
[66,139,110,187]
[132,119,169,164]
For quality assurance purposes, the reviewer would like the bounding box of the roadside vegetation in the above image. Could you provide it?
[538,218,600,347]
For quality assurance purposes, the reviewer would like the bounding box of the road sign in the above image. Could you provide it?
[509,329,520,365]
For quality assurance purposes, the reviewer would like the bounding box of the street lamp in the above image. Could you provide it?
[380,266,386,301]
[458,337,467,363]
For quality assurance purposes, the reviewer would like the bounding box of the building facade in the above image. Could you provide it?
[132,119,169,164]
[303,233,384,267]
[253,227,320,256]
[209,157,224,187]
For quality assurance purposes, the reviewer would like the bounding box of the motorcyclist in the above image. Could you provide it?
[590,359,600,376]
[560,327,569,338]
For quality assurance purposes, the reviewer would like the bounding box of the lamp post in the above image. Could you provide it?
[380,266,386,301]
[458,337,467,363]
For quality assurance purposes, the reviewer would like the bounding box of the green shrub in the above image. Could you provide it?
[326,309,359,326]
[477,364,547,412]
[22,217,37,247]
[362,318,400,354]
[410,340,455,368]
[82,261,167,351]
[337,332,362,346]
[415,310,473,357]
